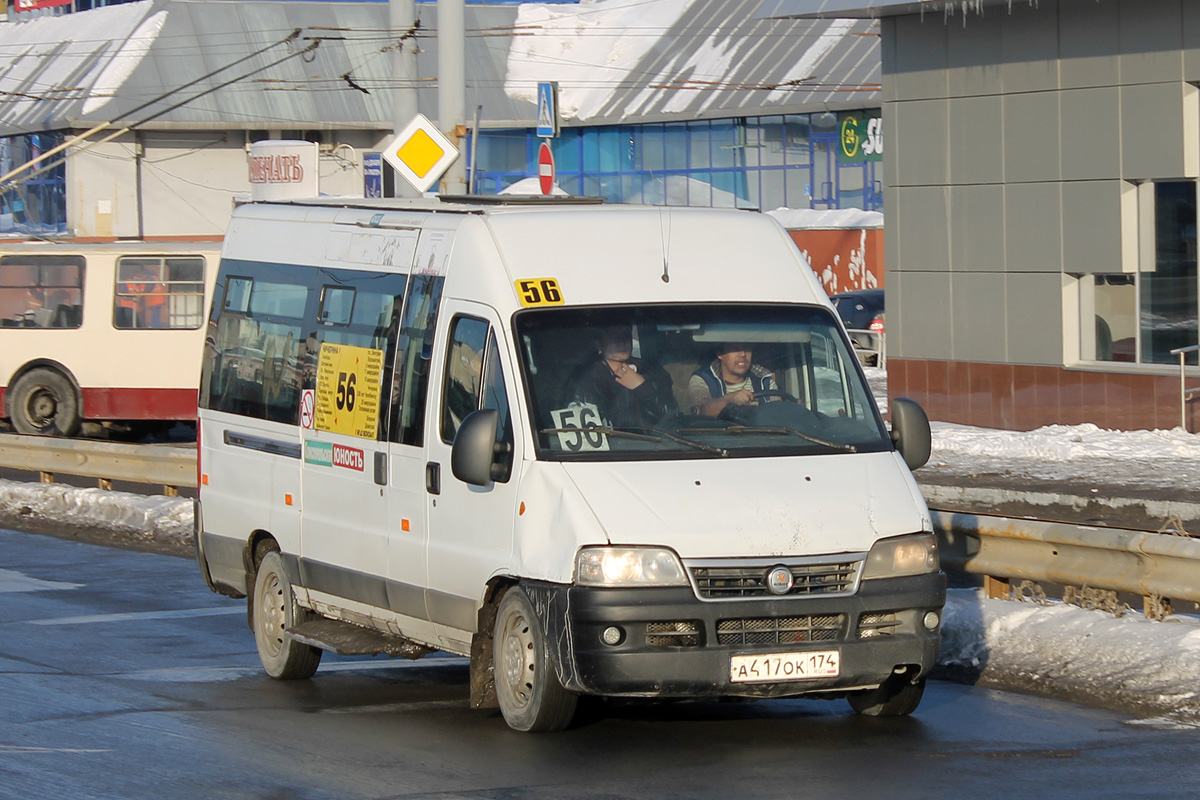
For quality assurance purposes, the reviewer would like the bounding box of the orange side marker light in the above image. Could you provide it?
[285,494,294,506]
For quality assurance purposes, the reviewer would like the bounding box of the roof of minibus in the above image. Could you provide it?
[232,197,830,311]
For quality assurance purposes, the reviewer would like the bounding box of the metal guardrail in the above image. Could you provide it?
[0,434,196,494]
[847,328,885,368]
[932,508,1200,615]
[1,435,1197,617]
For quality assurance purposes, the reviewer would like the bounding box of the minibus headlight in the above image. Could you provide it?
[576,547,689,587]
[862,534,939,579]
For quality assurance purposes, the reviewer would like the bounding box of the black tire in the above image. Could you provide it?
[493,587,578,732]
[848,676,926,717]
[7,367,81,436]
[251,549,322,680]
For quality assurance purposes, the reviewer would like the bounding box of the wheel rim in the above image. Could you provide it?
[26,388,58,427]
[499,607,535,711]
[258,570,286,658]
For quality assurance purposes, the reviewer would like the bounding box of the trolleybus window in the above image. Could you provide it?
[114,256,205,330]
[0,255,84,329]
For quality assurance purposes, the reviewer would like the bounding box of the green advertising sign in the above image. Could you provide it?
[838,111,883,163]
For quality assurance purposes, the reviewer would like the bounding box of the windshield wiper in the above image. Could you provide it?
[676,425,857,453]
[540,425,728,456]
[540,426,661,443]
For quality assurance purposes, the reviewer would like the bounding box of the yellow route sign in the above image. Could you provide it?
[314,343,384,439]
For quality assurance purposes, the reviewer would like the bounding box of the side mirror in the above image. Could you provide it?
[451,409,512,486]
[890,397,931,471]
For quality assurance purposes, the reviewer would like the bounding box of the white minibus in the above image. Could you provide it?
[195,197,943,732]
[0,240,221,436]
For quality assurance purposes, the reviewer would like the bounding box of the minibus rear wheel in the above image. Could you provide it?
[8,367,81,437]
[493,587,578,732]
[251,549,322,680]
[848,676,925,717]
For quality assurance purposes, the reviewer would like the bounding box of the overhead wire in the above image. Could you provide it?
[1,33,322,194]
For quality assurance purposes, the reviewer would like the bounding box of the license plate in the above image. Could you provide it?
[730,650,840,683]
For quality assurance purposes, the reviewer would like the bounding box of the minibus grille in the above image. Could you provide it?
[688,560,862,600]
[717,614,845,646]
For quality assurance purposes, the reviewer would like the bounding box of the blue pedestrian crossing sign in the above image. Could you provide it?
[537,82,559,138]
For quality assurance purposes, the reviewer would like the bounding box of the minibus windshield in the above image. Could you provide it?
[514,304,891,460]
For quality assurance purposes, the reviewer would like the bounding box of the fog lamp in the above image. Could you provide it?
[601,626,624,646]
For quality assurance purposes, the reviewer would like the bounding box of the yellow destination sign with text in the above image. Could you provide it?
[314,343,384,439]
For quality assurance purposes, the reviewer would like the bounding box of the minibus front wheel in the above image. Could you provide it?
[493,586,578,732]
[251,548,322,680]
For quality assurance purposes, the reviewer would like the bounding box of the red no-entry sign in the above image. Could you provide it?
[537,141,555,195]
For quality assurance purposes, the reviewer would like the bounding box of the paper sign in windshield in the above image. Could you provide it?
[314,343,384,439]
[550,403,609,452]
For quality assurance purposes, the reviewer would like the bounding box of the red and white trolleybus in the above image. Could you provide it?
[0,240,221,436]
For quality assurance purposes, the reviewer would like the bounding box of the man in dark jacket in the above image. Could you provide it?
[570,325,676,428]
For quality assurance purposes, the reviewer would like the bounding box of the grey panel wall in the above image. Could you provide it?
[884,0,1200,367]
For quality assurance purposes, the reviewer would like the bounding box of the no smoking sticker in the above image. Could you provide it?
[300,389,315,430]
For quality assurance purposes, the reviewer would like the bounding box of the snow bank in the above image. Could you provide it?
[940,589,1200,726]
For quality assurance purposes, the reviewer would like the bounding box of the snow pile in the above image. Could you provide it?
[766,207,884,230]
[0,479,191,553]
[940,589,1200,725]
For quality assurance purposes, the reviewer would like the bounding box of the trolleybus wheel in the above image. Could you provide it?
[7,367,81,437]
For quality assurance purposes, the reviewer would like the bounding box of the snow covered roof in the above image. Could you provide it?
[757,0,1017,20]
[0,0,882,137]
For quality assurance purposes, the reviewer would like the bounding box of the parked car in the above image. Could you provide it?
[829,288,885,366]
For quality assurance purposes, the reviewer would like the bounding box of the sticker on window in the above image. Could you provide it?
[549,403,609,452]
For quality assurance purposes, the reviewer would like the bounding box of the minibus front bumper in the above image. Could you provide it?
[529,572,945,699]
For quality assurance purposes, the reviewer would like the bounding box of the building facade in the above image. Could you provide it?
[769,0,1200,432]
[0,0,887,244]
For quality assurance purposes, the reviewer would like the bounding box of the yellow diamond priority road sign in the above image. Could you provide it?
[383,114,460,194]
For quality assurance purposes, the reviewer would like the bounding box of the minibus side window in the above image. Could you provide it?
[0,255,84,329]
[389,274,444,446]
[303,272,406,439]
[441,315,489,442]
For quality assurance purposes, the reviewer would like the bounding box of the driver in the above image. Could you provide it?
[688,342,778,417]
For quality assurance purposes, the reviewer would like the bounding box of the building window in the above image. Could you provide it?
[1082,181,1199,365]
[0,133,67,237]
[467,112,884,213]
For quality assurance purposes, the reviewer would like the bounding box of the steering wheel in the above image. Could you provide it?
[753,389,797,403]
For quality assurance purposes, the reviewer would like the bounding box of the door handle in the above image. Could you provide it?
[374,451,387,486]
[426,461,440,495]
